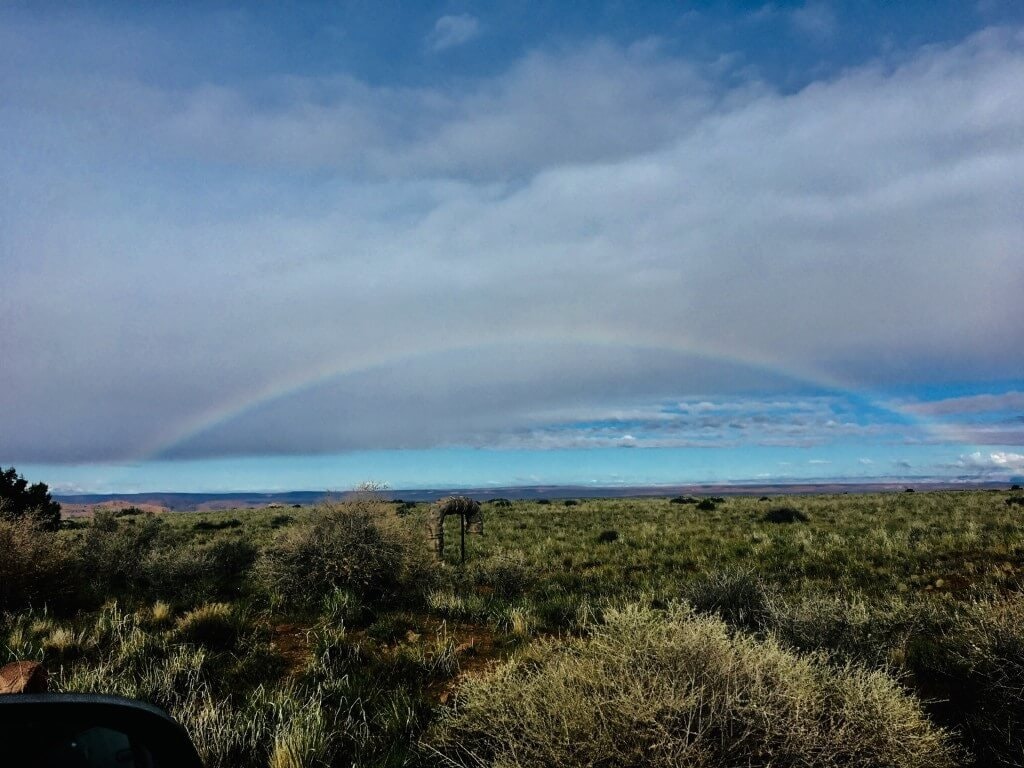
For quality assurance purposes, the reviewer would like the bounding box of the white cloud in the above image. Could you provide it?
[956,450,1024,473]
[427,14,480,51]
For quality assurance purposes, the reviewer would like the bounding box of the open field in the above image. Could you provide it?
[4,489,1024,766]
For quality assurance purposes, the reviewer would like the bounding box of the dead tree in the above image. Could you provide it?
[428,496,483,563]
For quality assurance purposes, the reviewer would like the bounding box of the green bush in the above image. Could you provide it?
[193,518,242,531]
[427,604,960,768]
[142,536,257,603]
[470,550,533,598]
[0,466,61,531]
[762,506,810,523]
[79,511,168,598]
[255,496,434,607]
[0,516,80,611]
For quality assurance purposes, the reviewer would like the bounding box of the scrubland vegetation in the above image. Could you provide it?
[3,489,1024,766]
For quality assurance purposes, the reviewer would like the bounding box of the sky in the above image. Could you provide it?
[1,1,1023,493]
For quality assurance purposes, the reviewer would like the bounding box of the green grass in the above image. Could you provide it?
[3,490,1024,766]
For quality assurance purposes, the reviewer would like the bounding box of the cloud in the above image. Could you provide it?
[808,459,831,464]
[427,14,480,51]
[901,390,1024,416]
[858,457,874,464]
[897,390,1024,446]
[789,2,837,40]
[1,20,1023,463]
[955,450,1024,474]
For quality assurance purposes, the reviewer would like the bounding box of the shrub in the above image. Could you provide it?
[767,592,927,666]
[669,496,698,505]
[255,496,434,607]
[79,511,168,598]
[909,593,1024,766]
[0,516,80,611]
[562,499,578,507]
[762,506,810,523]
[535,499,551,505]
[696,498,716,511]
[470,550,533,598]
[193,518,242,531]
[269,514,294,528]
[596,530,619,544]
[427,604,959,768]
[684,569,773,630]
[142,536,258,602]
[759,496,771,501]
[1005,496,1024,507]
[490,498,512,508]
[147,601,175,629]
[174,603,241,649]
[0,466,61,531]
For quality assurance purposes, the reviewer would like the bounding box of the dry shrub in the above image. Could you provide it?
[0,516,79,611]
[685,568,774,630]
[174,603,241,650]
[767,592,929,667]
[910,592,1024,766]
[256,495,434,607]
[427,604,959,768]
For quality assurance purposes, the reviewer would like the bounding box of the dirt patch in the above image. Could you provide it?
[423,620,504,704]
[270,623,312,676]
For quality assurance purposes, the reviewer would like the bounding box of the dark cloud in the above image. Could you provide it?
[1,20,1023,463]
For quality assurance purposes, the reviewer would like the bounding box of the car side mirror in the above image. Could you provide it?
[0,693,203,767]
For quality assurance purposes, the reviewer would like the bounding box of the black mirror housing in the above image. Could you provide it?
[0,693,203,767]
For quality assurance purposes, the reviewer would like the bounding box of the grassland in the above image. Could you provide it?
[3,489,1023,766]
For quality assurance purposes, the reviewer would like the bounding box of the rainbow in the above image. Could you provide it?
[140,330,935,460]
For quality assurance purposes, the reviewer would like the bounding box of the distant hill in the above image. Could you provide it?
[55,480,1013,513]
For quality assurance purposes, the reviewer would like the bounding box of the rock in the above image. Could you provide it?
[0,661,48,694]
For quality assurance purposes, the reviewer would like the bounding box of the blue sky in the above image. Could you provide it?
[2,2,1023,492]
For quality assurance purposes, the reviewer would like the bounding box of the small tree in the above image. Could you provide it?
[0,467,61,531]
